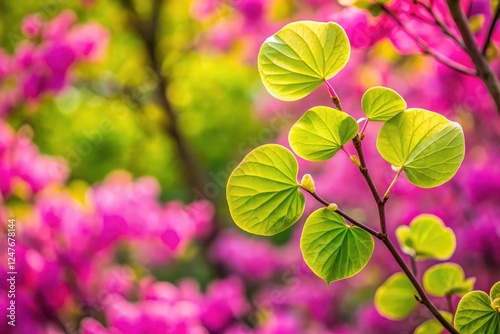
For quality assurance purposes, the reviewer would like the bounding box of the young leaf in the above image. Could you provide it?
[455,282,500,334]
[361,86,406,122]
[491,281,500,304]
[376,108,465,188]
[423,263,475,297]
[375,273,419,320]
[258,21,350,101]
[226,144,305,236]
[414,312,453,334]
[395,214,456,260]
[491,282,500,312]
[300,208,374,284]
[289,106,358,161]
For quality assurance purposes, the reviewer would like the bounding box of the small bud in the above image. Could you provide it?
[358,132,366,140]
[327,203,338,212]
[301,174,315,193]
[350,155,361,168]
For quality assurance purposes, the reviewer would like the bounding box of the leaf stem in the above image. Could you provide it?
[446,293,455,318]
[411,255,418,277]
[341,147,352,158]
[360,119,369,135]
[325,80,343,111]
[383,167,404,201]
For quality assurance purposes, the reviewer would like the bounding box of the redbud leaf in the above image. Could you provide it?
[226,144,305,236]
[289,106,358,162]
[455,282,500,334]
[414,312,453,334]
[423,263,475,297]
[491,281,500,301]
[375,273,419,320]
[395,214,456,260]
[258,21,350,101]
[300,208,374,284]
[377,108,465,188]
[361,86,406,122]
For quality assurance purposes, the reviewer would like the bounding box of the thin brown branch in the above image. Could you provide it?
[414,0,466,50]
[482,1,500,55]
[381,236,458,333]
[351,136,458,333]
[301,187,382,238]
[447,0,500,114]
[303,187,330,206]
[121,0,209,197]
[382,6,476,76]
[352,136,387,234]
[337,209,382,238]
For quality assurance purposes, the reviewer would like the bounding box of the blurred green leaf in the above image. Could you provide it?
[491,281,500,302]
[414,312,453,334]
[395,214,456,260]
[375,273,419,320]
[423,263,475,297]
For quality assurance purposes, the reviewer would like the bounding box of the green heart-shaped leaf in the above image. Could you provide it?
[300,208,374,284]
[288,106,358,162]
[414,312,453,334]
[395,214,456,260]
[491,281,500,304]
[423,263,475,297]
[376,108,465,188]
[361,86,406,122]
[258,21,350,101]
[455,282,500,334]
[375,273,419,320]
[226,144,305,236]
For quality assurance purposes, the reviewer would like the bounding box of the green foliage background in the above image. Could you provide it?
[2,0,265,201]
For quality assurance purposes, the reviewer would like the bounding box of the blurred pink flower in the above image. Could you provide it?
[21,14,44,38]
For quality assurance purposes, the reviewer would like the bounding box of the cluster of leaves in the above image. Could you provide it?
[226,21,500,333]
[376,214,476,331]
